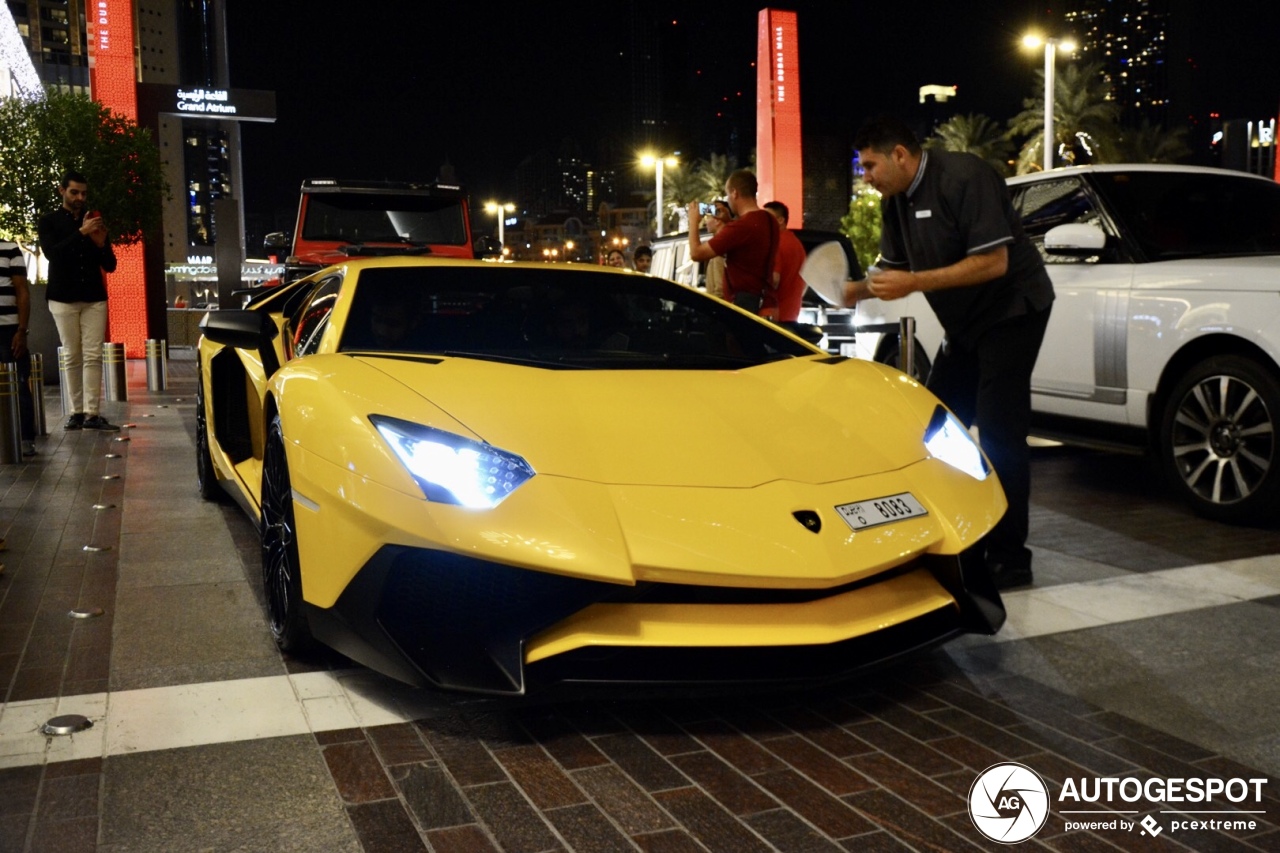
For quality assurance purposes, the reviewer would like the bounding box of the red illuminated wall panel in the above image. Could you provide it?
[756,9,803,227]
[88,0,148,358]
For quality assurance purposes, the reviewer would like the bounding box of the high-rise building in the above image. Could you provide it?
[7,0,240,261]
[1063,0,1219,134]
[5,0,90,91]
[1064,0,1177,126]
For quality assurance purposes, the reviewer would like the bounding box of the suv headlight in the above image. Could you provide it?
[924,406,989,480]
[371,415,535,508]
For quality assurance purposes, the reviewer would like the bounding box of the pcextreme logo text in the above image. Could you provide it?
[968,762,1271,844]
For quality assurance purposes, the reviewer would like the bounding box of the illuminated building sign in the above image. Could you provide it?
[138,84,277,122]
[88,0,148,357]
[178,88,236,114]
[756,9,803,227]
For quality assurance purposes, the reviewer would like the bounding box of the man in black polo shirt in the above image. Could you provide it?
[844,116,1053,590]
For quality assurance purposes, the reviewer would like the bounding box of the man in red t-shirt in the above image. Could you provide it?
[686,170,778,313]
[763,201,807,322]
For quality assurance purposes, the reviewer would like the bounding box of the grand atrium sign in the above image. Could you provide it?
[138,84,276,122]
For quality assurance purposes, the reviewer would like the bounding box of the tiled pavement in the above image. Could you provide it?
[0,352,1277,852]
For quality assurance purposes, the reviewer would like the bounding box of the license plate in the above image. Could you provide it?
[835,492,928,531]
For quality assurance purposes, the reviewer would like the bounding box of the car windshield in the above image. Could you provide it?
[1092,171,1280,260]
[339,266,814,369]
[301,193,468,246]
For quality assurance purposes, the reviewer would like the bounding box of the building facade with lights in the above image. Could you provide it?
[1064,0,1178,126]
[3,0,265,353]
[1063,0,1275,177]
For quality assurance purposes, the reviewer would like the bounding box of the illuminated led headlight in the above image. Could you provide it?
[371,415,535,508]
[923,406,989,480]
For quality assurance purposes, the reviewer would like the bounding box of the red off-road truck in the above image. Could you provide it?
[263,179,476,285]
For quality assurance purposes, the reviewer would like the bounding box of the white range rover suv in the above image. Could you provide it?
[854,164,1280,523]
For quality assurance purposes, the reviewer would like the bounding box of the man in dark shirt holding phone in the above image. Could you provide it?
[37,170,120,431]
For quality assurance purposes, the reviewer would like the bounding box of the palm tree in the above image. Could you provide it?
[661,163,705,233]
[1100,119,1192,163]
[1009,61,1120,173]
[925,114,1015,176]
[697,153,734,199]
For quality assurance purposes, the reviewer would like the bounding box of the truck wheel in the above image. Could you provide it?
[1158,354,1280,523]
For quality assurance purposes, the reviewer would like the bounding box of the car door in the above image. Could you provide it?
[1014,175,1135,424]
[235,273,344,506]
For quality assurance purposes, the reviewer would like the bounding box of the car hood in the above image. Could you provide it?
[358,354,932,487]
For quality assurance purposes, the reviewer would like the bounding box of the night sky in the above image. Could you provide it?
[223,0,1280,229]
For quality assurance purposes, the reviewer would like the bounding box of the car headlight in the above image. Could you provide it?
[370,415,535,508]
[924,405,989,480]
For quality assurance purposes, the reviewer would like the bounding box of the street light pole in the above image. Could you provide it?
[655,158,666,238]
[1023,35,1075,172]
[484,201,515,250]
[1042,39,1057,172]
[640,153,677,238]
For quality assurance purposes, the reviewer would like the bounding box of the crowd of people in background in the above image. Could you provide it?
[595,168,812,328]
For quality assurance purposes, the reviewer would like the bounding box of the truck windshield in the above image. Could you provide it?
[302,193,468,246]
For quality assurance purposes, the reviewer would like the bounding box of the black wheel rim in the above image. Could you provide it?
[261,432,296,639]
[1170,373,1275,505]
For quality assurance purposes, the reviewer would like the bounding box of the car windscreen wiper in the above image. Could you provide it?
[438,351,588,369]
[337,243,434,257]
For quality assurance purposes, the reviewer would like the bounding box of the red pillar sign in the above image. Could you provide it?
[756,8,803,227]
[87,0,149,359]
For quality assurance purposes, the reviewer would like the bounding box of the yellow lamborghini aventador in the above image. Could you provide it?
[197,256,1008,694]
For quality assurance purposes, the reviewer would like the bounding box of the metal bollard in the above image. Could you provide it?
[57,345,73,420]
[0,363,22,463]
[28,352,46,436]
[899,316,916,379]
[102,341,127,402]
[145,339,167,391]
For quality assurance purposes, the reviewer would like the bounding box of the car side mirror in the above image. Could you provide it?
[1044,223,1107,257]
[264,231,291,252]
[473,235,503,258]
[199,309,279,349]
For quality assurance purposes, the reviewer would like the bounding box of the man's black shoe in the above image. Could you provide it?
[989,562,1033,591]
[64,413,85,430]
[82,415,121,432]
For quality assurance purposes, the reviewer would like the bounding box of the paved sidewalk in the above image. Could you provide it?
[1,351,1277,852]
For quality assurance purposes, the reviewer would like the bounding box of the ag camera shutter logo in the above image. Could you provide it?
[969,762,1051,843]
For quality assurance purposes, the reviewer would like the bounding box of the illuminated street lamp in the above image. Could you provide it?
[640,153,677,238]
[1022,34,1076,171]
[564,239,575,261]
[484,201,516,250]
